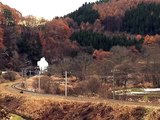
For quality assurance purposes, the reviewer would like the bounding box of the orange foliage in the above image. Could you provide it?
[144,35,156,44]
[143,34,160,44]
[0,2,22,49]
[0,2,22,25]
[93,49,112,60]
[39,18,78,63]
[40,18,72,49]
[80,19,104,33]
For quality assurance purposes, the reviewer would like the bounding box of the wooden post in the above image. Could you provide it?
[65,71,67,96]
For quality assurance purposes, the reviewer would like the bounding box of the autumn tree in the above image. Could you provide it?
[39,19,78,64]
[0,3,22,70]
[141,44,160,87]
[116,63,134,88]
[109,46,136,87]
[22,15,47,27]
[0,3,21,26]
[70,52,93,80]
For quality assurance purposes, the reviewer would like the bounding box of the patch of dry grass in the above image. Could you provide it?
[0,82,160,120]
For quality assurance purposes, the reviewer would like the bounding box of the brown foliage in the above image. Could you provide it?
[0,2,22,25]
[86,77,101,94]
[80,19,105,33]
[32,75,61,94]
[144,35,157,44]
[41,103,114,120]
[39,18,79,63]
[93,49,112,60]
[144,35,156,44]
[0,90,156,120]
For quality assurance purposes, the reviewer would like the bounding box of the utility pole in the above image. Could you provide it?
[29,70,32,78]
[112,68,115,100]
[24,69,27,89]
[65,71,68,97]
[39,70,41,93]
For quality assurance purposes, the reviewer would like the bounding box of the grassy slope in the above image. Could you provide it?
[0,82,160,120]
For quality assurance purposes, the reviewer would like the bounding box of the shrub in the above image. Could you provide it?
[32,75,61,94]
[143,82,153,88]
[86,76,101,94]
[32,76,51,92]
[48,83,61,94]
[98,84,112,98]
[72,81,88,95]
[2,71,16,81]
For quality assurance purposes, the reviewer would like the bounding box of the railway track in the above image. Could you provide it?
[2,81,160,109]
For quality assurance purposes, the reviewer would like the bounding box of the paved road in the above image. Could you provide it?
[1,81,160,110]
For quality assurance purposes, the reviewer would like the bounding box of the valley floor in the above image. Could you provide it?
[0,81,160,120]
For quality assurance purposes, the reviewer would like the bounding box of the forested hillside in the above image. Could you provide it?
[122,3,160,35]
[67,3,99,25]
[0,0,160,70]
[70,30,143,51]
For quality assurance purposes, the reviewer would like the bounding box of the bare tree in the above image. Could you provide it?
[141,44,160,87]
[70,52,93,80]
[109,46,136,87]
[116,63,134,88]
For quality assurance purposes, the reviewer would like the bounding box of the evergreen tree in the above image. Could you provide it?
[70,30,144,51]
[122,3,160,35]
[17,27,42,65]
[3,9,15,26]
[67,3,99,25]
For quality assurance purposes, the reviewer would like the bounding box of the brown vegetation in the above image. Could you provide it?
[93,49,112,60]
[0,90,158,120]
[0,2,21,25]
[39,18,79,64]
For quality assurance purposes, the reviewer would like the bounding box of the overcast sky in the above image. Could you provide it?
[0,0,97,20]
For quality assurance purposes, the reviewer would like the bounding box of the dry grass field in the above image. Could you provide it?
[0,82,160,120]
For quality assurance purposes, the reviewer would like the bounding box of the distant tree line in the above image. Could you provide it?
[96,0,110,3]
[70,30,144,51]
[103,3,160,35]
[67,2,99,25]
[122,3,160,35]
